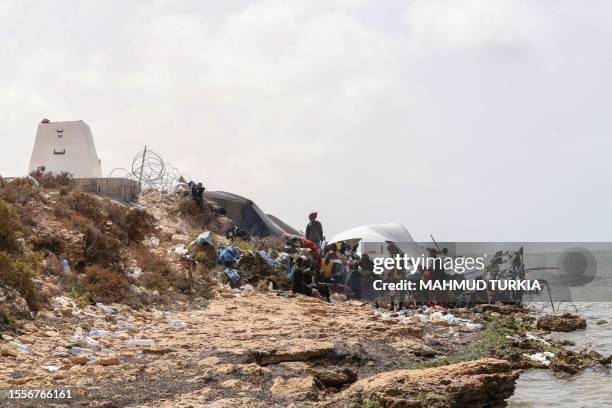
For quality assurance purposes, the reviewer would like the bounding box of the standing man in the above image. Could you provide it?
[305,212,324,249]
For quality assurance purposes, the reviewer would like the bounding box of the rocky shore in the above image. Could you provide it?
[2,287,609,407]
[1,180,609,407]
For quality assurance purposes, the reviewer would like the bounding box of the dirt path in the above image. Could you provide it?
[1,290,478,407]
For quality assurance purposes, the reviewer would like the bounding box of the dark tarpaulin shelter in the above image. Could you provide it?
[203,191,298,238]
[267,214,303,236]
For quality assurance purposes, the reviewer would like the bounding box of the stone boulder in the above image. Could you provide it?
[322,358,518,408]
[270,376,320,400]
[0,286,31,320]
[308,367,357,388]
[550,349,602,374]
[251,340,335,366]
[536,313,587,332]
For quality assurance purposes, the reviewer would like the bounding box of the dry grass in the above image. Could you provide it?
[0,250,42,309]
[0,177,41,205]
[83,265,129,303]
[0,197,23,252]
[29,169,75,190]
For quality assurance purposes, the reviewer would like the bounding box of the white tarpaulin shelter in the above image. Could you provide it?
[328,223,424,258]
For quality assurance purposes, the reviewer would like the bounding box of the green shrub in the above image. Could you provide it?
[29,169,75,189]
[0,198,22,252]
[0,250,41,307]
[83,265,129,302]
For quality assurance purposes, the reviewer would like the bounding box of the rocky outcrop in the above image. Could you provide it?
[550,349,603,374]
[322,358,518,408]
[270,376,320,400]
[250,340,336,365]
[308,367,357,388]
[0,286,31,320]
[536,313,586,332]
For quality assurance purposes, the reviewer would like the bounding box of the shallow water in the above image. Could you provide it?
[508,302,612,407]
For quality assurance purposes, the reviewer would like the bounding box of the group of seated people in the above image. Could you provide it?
[286,237,376,302]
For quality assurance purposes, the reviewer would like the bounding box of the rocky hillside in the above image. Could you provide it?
[1,175,609,407]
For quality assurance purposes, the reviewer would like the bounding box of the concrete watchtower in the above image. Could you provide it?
[28,119,102,178]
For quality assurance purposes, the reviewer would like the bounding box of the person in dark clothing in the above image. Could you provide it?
[291,256,330,301]
[189,181,205,208]
[291,265,313,296]
[345,261,362,299]
[305,212,324,248]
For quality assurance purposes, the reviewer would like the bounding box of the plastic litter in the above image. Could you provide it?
[163,311,173,317]
[523,352,555,366]
[116,320,136,328]
[42,365,60,372]
[71,327,84,342]
[190,231,214,247]
[11,342,31,354]
[257,250,279,268]
[70,346,94,356]
[62,259,71,274]
[89,329,111,338]
[130,267,142,279]
[96,303,116,315]
[168,320,190,329]
[83,336,99,346]
[174,244,188,255]
[126,339,155,348]
[224,268,241,288]
[217,246,240,265]
[150,237,160,248]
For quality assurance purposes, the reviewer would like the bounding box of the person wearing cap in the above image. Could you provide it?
[305,212,324,249]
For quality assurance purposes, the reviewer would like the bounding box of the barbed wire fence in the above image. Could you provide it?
[109,145,190,192]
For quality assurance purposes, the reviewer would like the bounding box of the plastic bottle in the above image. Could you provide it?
[126,339,155,348]
[70,346,94,355]
[62,259,71,274]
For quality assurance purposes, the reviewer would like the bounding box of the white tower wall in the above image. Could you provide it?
[28,120,102,178]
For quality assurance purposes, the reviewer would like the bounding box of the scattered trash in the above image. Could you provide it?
[49,296,76,310]
[174,243,188,255]
[126,339,155,348]
[83,336,99,346]
[11,342,31,354]
[257,250,279,268]
[62,259,71,274]
[42,365,60,372]
[70,346,95,356]
[116,320,136,329]
[96,303,116,315]
[168,320,190,329]
[130,267,142,279]
[218,246,240,265]
[89,329,111,338]
[524,351,555,366]
[163,311,173,317]
[224,268,241,288]
[190,231,214,248]
[150,236,160,248]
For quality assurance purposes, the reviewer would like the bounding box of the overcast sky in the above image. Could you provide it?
[1,0,611,241]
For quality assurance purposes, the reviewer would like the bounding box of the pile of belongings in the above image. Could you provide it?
[215,245,288,288]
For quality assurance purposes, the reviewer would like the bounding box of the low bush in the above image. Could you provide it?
[29,169,75,189]
[83,226,123,268]
[0,250,41,308]
[83,265,129,303]
[0,177,41,204]
[0,198,22,252]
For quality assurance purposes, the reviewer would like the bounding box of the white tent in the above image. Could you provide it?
[328,223,424,258]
